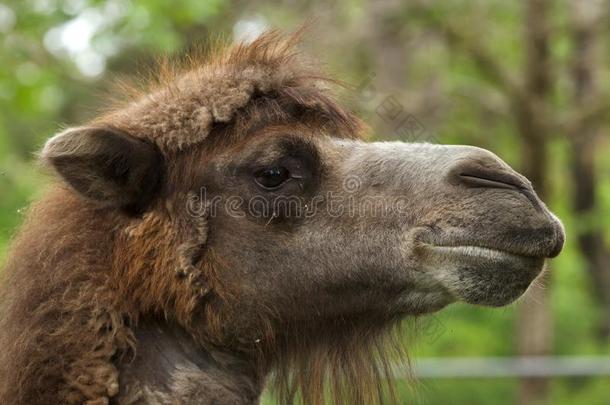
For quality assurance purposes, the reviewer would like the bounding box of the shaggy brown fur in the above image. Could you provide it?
[99,29,363,153]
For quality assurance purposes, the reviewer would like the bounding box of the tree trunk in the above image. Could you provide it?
[568,0,610,341]
[515,0,553,403]
[366,0,406,92]
[365,0,412,140]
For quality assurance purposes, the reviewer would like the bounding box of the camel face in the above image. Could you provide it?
[197,127,565,320]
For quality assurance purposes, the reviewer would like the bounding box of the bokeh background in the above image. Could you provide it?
[1,0,609,404]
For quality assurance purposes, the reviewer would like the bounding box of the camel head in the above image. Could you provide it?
[40,32,564,404]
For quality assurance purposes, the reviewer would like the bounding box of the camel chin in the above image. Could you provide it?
[420,244,546,307]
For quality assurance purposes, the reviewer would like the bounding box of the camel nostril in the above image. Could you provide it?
[456,169,529,192]
[449,154,533,192]
[450,161,543,212]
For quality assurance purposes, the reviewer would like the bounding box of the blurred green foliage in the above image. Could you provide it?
[1,0,609,403]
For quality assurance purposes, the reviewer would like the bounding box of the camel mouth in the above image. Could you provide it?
[418,243,546,307]
[428,245,538,261]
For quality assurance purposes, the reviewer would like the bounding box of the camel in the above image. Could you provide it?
[0,31,564,405]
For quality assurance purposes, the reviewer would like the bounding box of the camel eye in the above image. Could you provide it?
[254,166,290,189]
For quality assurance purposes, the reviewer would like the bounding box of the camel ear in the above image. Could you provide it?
[42,126,163,212]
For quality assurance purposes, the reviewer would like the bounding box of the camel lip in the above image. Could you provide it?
[424,245,541,261]
[412,225,561,260]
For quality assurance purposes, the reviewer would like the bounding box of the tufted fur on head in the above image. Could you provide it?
[96,28,364,153]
